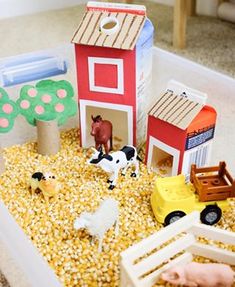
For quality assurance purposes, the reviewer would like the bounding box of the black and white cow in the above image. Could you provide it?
[88,145,141,190]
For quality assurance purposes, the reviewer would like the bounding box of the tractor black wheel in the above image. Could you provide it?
[200,205,222,225]
[164,211,186,226]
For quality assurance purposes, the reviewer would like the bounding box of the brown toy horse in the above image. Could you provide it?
[91,115,113,154]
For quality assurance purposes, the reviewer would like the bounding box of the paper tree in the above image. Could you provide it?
[17,79,77,155]
[0,87,19,133]
[17,79,76,126]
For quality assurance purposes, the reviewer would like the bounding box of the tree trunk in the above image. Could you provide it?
[0,147,5,175]
[36,119,60,155]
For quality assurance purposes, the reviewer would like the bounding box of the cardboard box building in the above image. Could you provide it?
[72,1,154,149]
[145,81,217,179]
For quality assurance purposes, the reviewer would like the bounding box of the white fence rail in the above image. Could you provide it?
[120,211,235,287]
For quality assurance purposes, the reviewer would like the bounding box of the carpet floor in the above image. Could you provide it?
[137,0,235,78]
[0,1,235,78]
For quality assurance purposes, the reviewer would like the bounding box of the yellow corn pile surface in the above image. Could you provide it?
[0,129,234,287]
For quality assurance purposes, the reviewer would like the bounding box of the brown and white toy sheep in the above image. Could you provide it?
[29,172,59,202]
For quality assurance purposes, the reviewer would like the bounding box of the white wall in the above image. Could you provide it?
[196,0,219,17]
[0,0,87,19]
[0,0,220,19]
[152,0,219,17]
[151,0,174,6]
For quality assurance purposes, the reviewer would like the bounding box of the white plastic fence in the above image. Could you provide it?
[0,201,62,287]
[120,211,235,287]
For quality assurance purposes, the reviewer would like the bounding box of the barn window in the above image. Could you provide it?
[88,57,124,95]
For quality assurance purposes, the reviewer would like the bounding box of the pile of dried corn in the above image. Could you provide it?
[0,129,234,287]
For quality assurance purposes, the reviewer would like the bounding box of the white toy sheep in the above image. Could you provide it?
[74,198,119,252]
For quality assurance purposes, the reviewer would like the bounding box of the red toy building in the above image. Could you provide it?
[145,86,217,179]
[72,1,154,149]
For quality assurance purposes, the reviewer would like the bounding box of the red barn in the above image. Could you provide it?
[72,1,153,149]
[145,89,217,179]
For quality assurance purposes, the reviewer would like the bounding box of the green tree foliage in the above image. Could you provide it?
[17,80,77,126]
[0,88,19,133]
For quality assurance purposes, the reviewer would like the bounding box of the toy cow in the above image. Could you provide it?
[74,198,119,252]
[91,115,113,154]
[29,172,59,202]
[161,262,235,287]
[88,145,141,190]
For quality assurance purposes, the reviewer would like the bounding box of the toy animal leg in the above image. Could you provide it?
[95,142,101,151]
[131,160,139,177]
[30,186,36,195]
[109,133,113,151]
[44,195,50,204]
[121,163,131,176]
[104,142,109,154]
[91,236,96,246]
[98,236,104,253]
[115,218,119,236]
[108,170,119,190]
[107,173,114,183]
[30,181,38,195]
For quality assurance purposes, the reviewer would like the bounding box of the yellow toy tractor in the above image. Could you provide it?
[151,162,235,225]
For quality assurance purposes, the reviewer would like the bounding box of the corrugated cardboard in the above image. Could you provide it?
[72,6,146,50]
[148,90,204,130]
[36,119,60,155]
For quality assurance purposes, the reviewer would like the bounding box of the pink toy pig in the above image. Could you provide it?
[161,262,234,287]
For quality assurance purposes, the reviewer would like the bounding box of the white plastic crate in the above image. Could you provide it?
[120,211,235,287]
[0,201,62,287]
[1,46,235,286]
